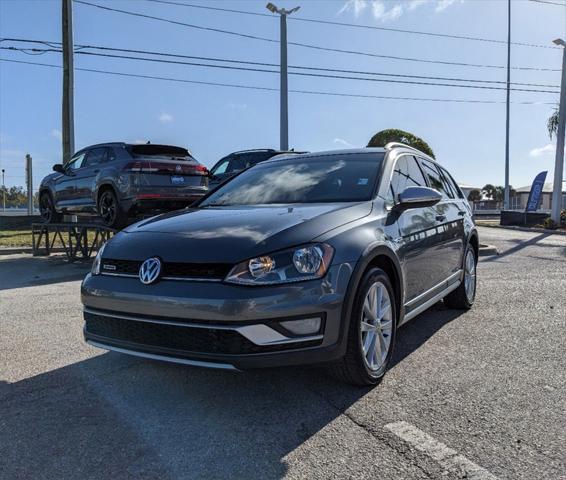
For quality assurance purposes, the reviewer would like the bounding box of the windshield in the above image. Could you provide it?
[200,153,384,206]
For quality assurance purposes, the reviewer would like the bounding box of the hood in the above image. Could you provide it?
[41,172,62,185]
[105,203,372,263]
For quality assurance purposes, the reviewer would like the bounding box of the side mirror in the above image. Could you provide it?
[52,164,65,174]
[396,186,441,210]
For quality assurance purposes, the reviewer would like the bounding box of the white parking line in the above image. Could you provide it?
[385,421,498,480]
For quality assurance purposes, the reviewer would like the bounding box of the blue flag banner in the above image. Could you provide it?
[525,171,548,212]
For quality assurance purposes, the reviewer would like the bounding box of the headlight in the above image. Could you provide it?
[91,243,106,275]
[225,243,334,285]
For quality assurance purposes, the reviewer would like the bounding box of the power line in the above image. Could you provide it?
[1,46,559,94]
[144,0,560,50]
[1,38,559,89]
[0,58,555,106]
[528,0,566,6]
[74,0,560,72]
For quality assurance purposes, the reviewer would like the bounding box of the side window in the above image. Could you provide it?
[83,148,107,168]
[67,152,86,170]
[439,166,464,199]
[226,155,248,173]
[419,159,453,199]
[106,147,117,163]
[388,155,427,203]
[211,158,230,175]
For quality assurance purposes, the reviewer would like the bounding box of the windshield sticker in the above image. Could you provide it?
[357,178,369,186]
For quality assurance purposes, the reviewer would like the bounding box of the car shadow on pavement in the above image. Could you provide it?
[0,254,91,291]
[482,232,554,263]
[1,304,463,480]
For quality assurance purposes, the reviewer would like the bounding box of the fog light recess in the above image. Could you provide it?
[280,317,321,336]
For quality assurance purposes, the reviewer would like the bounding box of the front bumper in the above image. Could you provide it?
[81,263,355,370]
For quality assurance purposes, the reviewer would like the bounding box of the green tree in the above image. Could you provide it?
[467,189,482,202]
[548,105,559,139]
[367,129,435,158]
[482,184,514,202]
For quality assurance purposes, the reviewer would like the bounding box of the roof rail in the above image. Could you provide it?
[384,142,436,161]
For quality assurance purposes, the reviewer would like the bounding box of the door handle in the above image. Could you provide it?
[458,210,466,216]
[435,215,446,222]
[93,169,100,174]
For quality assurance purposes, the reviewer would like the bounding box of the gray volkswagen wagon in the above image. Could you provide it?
[81,144,478,385]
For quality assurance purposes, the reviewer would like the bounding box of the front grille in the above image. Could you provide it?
[84,312,321,355]
[101,258,232,280]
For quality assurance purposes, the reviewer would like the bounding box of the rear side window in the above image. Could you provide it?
[388,155,427,202]
[226,155,248,173]
[419,159,454,199]
[83,148,107,168]
[439,166,464,199]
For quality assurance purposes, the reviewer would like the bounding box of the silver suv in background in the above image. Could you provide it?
[39,143,209,228]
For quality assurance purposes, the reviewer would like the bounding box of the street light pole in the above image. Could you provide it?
[266,3,300,151]
[1,168,5,212]
[551,38,566,224]
[504,0,511,211]
[62,0,75,164]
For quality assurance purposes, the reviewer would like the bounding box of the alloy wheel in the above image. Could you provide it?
[99,192,117,226]
[464,249,476,302]
[360,281,393,372]
[39,194,53,223]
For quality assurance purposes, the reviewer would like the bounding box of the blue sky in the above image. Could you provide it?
[0,0,564,191]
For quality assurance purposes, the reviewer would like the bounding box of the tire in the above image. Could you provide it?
[39,192,62,223]
[98,189,127,229]
[329,268,397,386]
[443,244,477,310]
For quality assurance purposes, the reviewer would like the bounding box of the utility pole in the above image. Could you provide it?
[1,169,5,212]
[504,0,511,211]
[62,0,75,164]
[266,3,300,151]
[551,38,566,224]
[25,154,33,215]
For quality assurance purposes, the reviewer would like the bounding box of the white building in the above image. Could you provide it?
[514,181,566,211]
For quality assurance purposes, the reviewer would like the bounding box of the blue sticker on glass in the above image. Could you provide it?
[357,178,369,185]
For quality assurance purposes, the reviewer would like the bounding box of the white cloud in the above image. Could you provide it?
[529,144,555,157]
[338,0,460,21]
[50,129,62,141]
[338,0,368,17]
[333,138,355,148]
[435,0,459,12]
[158,112,174,124]
[227,102,248,110]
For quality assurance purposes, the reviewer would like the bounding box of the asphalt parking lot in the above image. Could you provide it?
[1,226,564,479]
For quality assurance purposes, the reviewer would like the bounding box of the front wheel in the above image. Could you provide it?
[39,192,62,223]
[329,268,397,386]
[444,245,477,309]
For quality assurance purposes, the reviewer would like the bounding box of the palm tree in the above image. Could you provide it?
[548,106,559,139]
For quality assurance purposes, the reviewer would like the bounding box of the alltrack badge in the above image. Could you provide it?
[139,257,162,285]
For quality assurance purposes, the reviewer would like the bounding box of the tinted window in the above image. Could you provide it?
[107,147,117,163]
[439,166,464,199]
[211,158,230,175]
[420,159,453,199]
[67,152,86,170]
[226,155,248,173]
[247,152,275,166]
[83,148,107,168]
[389,155,427,202]
[200,154,384,206]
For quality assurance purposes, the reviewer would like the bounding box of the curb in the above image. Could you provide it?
[476,223,566,236]
[478,244,498,256]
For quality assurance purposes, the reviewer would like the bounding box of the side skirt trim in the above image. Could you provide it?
[401,278,461,325]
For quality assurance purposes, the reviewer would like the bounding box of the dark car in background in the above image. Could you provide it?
[82,144,478,386]
[208,148,307,189]
[39,143,209,228]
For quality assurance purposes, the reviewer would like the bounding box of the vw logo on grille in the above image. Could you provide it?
[139,257,162,285]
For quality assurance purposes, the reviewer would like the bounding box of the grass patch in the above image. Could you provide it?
[0,229,101,248]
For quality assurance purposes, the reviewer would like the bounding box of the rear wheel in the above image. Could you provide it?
[98,189,127,229]
[444,245,476,309]
[329,268,397,386]
[39,192,62,223]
